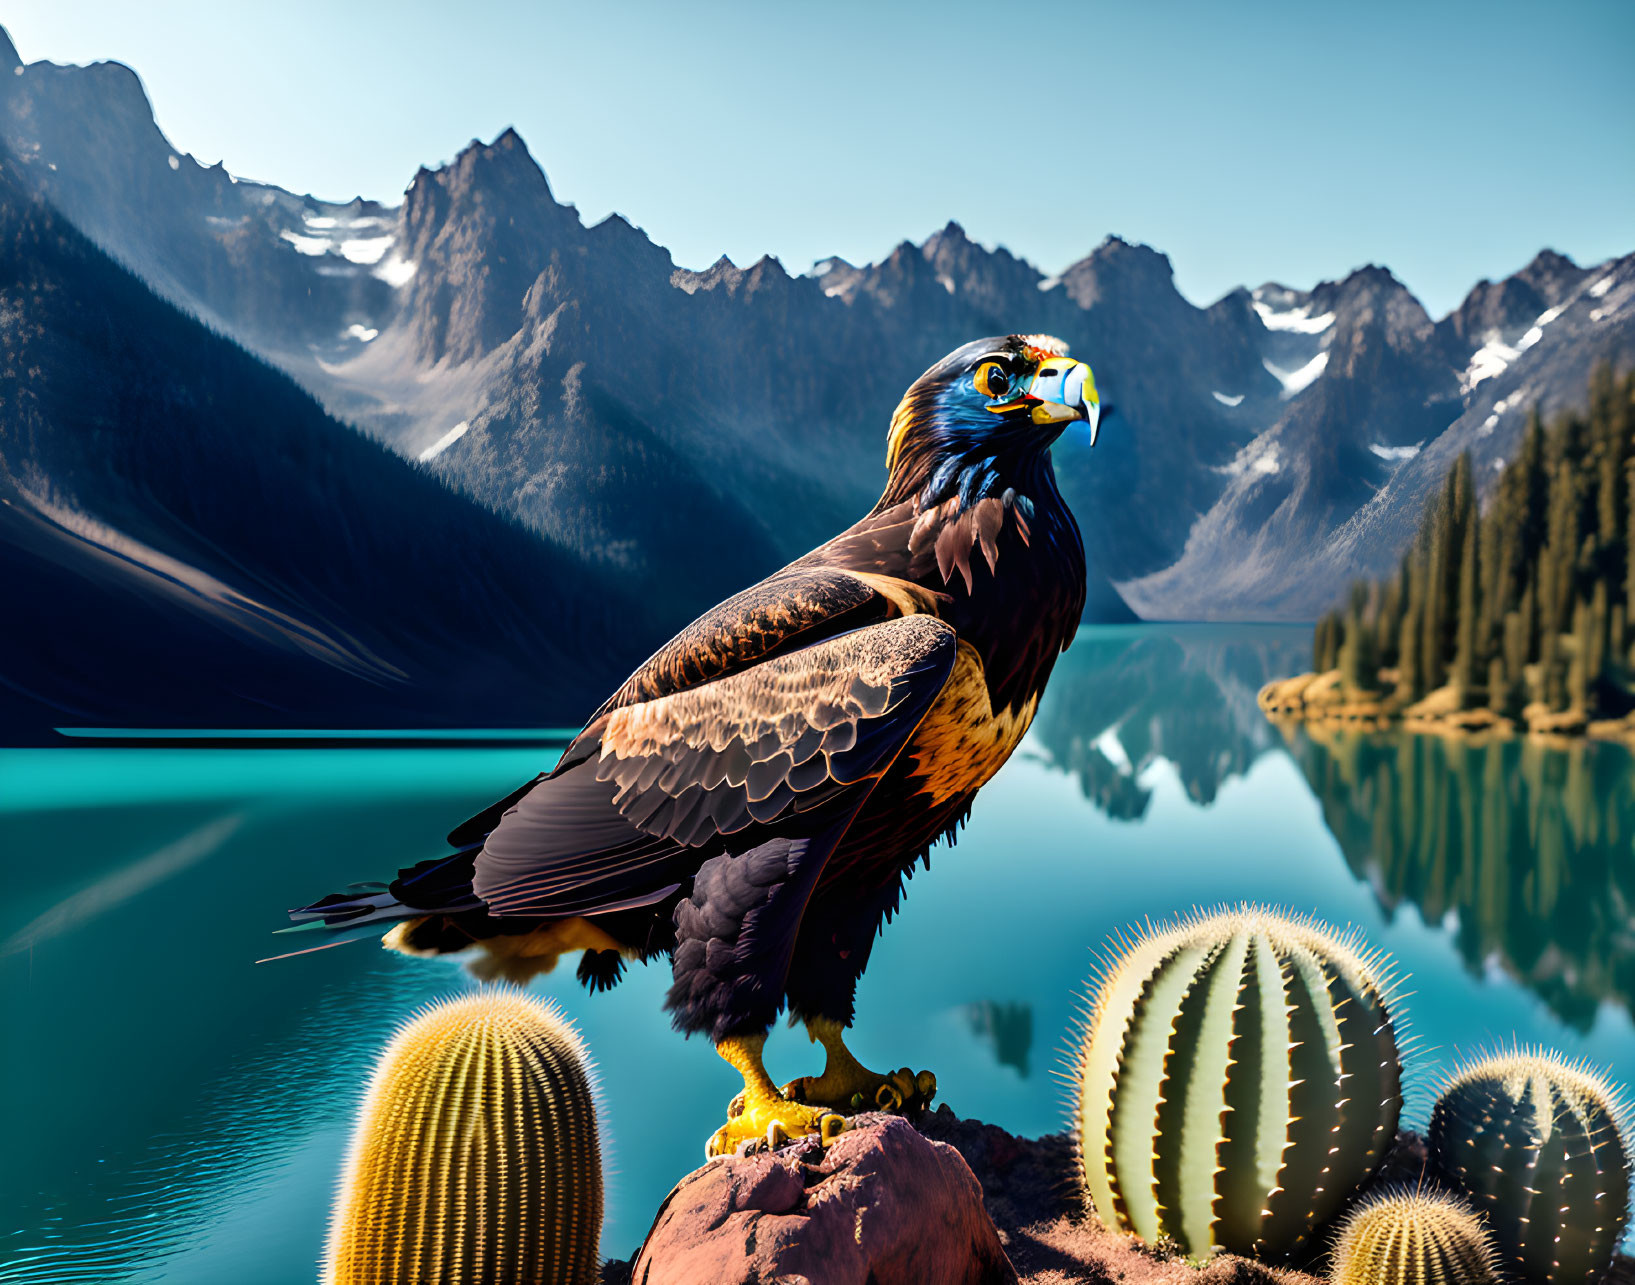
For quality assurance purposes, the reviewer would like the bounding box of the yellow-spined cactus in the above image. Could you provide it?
[1428,1048,1631,1285]
[325,990,603,1285]
[1070,905,1404,1262]
[1330,1190,1500,1284]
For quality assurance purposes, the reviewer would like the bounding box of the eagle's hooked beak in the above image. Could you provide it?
[1026,358,1101,446]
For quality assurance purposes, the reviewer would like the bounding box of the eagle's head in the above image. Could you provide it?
[881,335,1099,507]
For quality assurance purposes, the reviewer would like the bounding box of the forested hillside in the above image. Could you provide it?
[1311,366,1635,724]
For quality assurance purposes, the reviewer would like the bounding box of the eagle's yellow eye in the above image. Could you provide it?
[974,361,1011,400]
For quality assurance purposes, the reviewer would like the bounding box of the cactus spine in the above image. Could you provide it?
[1329,1190,1500,1284]
[1428,1049,1631,1285]
[325,990,603,1285]
[1071,905,1404,1261]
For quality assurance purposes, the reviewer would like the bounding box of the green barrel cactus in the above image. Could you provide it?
[1071,905,1404,1261]
[1330,1190,1500,1284]
[1428,1049,1631,1285]
[325,990,603,1285]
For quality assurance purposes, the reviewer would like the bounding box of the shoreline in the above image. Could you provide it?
[1259,669,1635,745]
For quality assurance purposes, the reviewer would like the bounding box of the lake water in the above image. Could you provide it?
[6,623,1635,1282]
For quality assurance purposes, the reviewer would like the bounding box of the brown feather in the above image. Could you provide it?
[974,497,1004,574]
[592,615,957,845]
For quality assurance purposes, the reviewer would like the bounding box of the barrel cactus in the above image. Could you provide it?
[325,990,603,1285]
[1329,1190,1499,1284]
[1071,905,1404,1261]
[1428,1048,1631,1285]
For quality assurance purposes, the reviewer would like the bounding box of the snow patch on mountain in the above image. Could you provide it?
[1370,442,1421,461]
[1213,391,1244,406]
[1517,304,1565,351]
[280,230,329,256]
[278,211,396,267]
[1223,441,1281,478]
[1463,335,1520,393]
[338,236,392,266]
[1462,304,1569,394]
[1264,350,1328,397]
[418,420,469,461]
[373,252,417,287]
[1252,299,1335,333]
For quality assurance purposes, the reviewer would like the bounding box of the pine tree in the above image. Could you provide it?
[1421,484,1450,691]
[1454,454,1481,701]
[1314,612,1340,673]
[1588,578,1610,707]
[1488,654,1509,717]
[1340,601,1379,694]
[1569,597,1590,711]
[1397,597,1422,702]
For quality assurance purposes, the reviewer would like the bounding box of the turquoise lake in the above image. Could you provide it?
[5,623,1635,1282]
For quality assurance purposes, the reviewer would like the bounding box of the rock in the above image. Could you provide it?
[1258,672,1317,712]
[1526,704,1590,736]
[626,1113,1016,1285]
[1403,682,1463,719]
[605,1109,1635,1284]
[1301,669,1345,706]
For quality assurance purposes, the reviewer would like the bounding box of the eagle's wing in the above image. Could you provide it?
[471,613,956,919]
[447,564,937,846]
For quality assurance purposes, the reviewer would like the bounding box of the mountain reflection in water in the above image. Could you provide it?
[1029,624,1311,818]
[1027,624,1635,1034]
[964,1000,1034,1079]
[1291,727,1635,1031]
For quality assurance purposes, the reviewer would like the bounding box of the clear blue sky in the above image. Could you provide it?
[6,0,1631,315]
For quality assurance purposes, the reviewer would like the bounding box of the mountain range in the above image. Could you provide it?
[1,26,1630,726]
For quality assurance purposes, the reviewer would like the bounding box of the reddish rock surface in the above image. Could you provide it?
[605,1107,1635,1285]
[621,1113,1014,1285]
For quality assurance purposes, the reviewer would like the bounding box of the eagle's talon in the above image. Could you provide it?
[705,1094,850,1157]
[787,1020,938,1118]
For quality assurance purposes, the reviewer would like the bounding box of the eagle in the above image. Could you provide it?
[291,335,1097,1156]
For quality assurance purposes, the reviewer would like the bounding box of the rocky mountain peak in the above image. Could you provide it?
[1515,247,1587,305]
[405,128,559,219]
[1309,265,1431,348]
[1058,236,1176,309]
[399,128,586,364]
[0,26,20,75]
[671,254,745,294]
[915,219,1042,314]
[921,219,972,253]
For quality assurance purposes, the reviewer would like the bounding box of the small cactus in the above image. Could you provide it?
[1071,905,1404,1261]
[325,990,603,1285]
[1329,1189,1500,1284]
[1428,1048,1631,1285]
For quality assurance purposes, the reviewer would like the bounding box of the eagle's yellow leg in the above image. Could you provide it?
[706,1033,850,1159]
[784,1016,937,1114]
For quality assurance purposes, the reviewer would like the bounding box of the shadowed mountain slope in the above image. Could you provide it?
[0,148,641,733]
